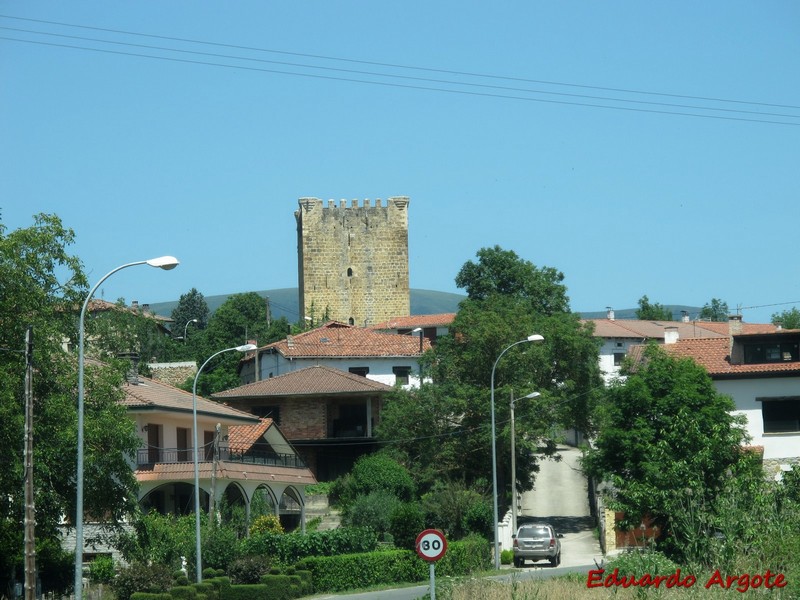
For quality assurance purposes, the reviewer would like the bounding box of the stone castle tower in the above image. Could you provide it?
[295,197,410,327]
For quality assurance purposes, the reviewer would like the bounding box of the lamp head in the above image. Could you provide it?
[411,327,422,333]
[522,391,541,400]
[146,256,180,270]
[236,344,258,352]
[526,334,544,343]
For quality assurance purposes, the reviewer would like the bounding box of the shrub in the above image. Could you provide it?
[249,514,284,536]
[333,453,416,506]
[89,555,116,584]
[112,562,174,600]
[240,526,378,564]
[228,555,271,584]
[605,548,680,577]
[389,502,425,550]
[201,527,239,572]
[342,490,400,535]
[500,549,513,565]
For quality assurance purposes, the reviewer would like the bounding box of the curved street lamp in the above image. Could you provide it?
[192,343,257,583]
[184,318,199,343]
[490,334,544,570]
[75,256,179,600]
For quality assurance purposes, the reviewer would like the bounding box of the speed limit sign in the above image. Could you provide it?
[415,529,447,562]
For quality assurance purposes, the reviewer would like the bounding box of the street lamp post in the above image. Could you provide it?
[75,256,179,600]
[192,344,257,583]
[490,334,544,570]
[510,390,540,535]
[184,318,199,343]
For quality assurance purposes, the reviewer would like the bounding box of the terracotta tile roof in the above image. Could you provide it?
[688,321,779,335]
[255,321,431,359]
[227,418,274,452]
[122,375,259,423]
[664,337,800,377]
[584,318,728,340]
[214,365,394,399]
[369,313,456,330]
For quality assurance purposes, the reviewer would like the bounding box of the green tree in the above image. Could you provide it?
[635,295,673,320]
[170,287,210,337]
[583,344,749,563]
[699,298,729,322]
[380,246,602,504]
[772,306,800,330]
[189,293,289,395]
[0,214,140,594]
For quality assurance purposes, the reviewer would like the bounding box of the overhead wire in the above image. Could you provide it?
[1,16,799,126]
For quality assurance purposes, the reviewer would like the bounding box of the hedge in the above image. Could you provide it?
[239,527,378,564]
[297,536,491,593]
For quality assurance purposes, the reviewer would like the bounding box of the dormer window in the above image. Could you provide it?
[744,341,799,364]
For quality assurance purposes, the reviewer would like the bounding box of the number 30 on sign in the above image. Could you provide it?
[416,529,448,562]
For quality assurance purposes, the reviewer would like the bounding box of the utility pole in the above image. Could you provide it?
[24,326,36,600]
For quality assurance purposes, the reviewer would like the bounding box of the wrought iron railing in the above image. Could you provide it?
[136,447,305,469]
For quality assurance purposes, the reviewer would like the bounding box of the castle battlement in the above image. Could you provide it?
[298,197,410,211]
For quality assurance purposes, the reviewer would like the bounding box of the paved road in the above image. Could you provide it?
[517,445,603,569]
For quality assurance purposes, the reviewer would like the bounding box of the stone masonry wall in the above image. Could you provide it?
[295,197,410,327]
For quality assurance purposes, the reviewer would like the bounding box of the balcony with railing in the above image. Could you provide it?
[136,447,306,469]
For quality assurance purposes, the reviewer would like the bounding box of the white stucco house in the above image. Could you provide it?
[662,316,800,477]
[238,321,431,388]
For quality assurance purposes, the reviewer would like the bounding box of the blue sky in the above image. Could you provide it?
[2,2,798,324]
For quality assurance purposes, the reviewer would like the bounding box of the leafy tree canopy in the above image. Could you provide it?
[380,246,602,502]
[699,298,729,322]
[772,306,800,330]
[0,214,140,593]
[583,344,749,560]
[170,288,210,335]
[635,295,673,321]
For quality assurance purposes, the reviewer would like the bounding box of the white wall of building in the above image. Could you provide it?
[257,354,422,388]
[714,377,800,462]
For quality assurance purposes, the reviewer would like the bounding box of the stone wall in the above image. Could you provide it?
[147,361,197,387]
[295,197,410,327]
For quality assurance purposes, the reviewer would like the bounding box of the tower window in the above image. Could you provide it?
[347,267,353,277]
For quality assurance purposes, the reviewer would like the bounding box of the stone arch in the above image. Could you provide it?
[279,486,305,532]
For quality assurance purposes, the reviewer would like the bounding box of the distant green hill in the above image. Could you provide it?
[146,288,467,322]
[147,290,700,323]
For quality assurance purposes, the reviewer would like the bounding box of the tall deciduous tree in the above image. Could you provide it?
[583,344,749,561]
[171,288,210,335]
[380,246,602,502]
[189,293,290,396]
[699,298,729,322]
[635,295,673,321]
[0,214,140,594]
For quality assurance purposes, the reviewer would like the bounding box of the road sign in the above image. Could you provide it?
[415,529,448,562]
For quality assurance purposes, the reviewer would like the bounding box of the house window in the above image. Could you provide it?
[349,366,369,377]
[745,341,800,364]
[613,353,626,367]
[393,366,412,385]
[761,397,800,433]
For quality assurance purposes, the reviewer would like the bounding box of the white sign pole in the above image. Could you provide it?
[429,562,436,600]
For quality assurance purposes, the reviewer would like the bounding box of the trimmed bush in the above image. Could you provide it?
[168,585,196,600]
[131,594,172,600]
[389,502,425,551]
[113,562,174,600]
[298,550,424,592]
[240,526,378,564]
[228,555,271,584]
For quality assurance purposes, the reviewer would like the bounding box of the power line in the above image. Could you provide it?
[2,19,799,126]
[3,14,799,111]
[3,25,799,122]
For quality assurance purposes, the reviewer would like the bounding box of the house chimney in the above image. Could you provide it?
[681,310,689,323]
[287,335,294,349]
[606,307,615,321]
[118,352,140,384]
[664,326,679,345]
[142,303,150,313]
[131,300,139,311]
[728,314,743,336]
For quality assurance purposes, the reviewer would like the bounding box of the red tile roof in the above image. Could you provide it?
[255,321,431,359]
[584,319,727,340]
[135,460,316,485]
[122,375,258,423]
[665,337,800,377]
[369,313,456,330]
[227,418,274,452]
[214,365,393,399]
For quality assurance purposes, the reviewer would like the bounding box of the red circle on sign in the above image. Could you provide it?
[415,529,447,562]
